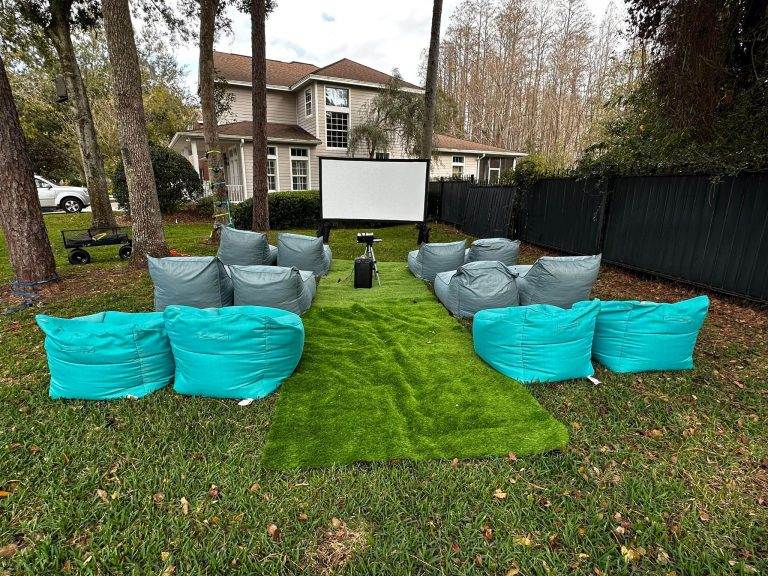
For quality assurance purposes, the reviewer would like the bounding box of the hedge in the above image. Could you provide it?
[231,190,321,230]
[113,143,203,213]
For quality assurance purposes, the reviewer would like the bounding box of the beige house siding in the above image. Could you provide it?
[296,83,317,136]
[222,85,296,125]
[432,152,481,179]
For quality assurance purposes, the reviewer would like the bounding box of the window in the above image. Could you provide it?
[267,147,277,191]
[290,147,309,190]
[374,151,390,159]
[452,155,465,177]
[488,157,501,184]
[304,89,312,116]
[326,111,349,148]
[325,86,349,107]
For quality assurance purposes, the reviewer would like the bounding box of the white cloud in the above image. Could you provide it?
[176,0,624,92]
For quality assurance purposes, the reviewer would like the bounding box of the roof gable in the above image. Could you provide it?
[310,58,420,89]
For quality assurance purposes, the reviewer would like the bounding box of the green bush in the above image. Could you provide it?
[113,143,203,213]
[191,195,216,218]
[231,190,321,230]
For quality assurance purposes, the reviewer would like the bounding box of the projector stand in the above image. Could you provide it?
[360,242,381,286]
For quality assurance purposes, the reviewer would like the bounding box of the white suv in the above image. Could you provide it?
[35,175,91,213]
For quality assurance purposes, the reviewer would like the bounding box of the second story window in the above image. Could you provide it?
[325,86,349,149]
[305,89,312,116]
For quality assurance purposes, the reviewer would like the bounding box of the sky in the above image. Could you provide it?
[175,0,625,91]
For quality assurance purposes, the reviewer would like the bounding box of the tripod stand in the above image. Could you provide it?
[359,240,382,286]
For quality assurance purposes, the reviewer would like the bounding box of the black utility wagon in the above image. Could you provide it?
[61,227,132,265]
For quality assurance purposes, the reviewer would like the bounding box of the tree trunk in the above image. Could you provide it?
[421,0,443,158]
[0,52,57,285]
[251,0,270,231]
[102,0,169,266]
[47,0,116,229]
[199,0,227,224]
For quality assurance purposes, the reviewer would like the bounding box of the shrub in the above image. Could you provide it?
[191,195,216,218]
[113,143,203,213]
[231,190,321,230]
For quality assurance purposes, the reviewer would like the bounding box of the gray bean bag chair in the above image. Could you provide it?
[148,256,233,311]
[229,265,316,315]
[407,240,466,281]
[434,261,520,318]
[509,254,601,308]
[465,238,520,266]
[277,233,332,276]
[217,226,277,266]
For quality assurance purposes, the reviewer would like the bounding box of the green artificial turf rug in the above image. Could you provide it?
[262,261,568,469]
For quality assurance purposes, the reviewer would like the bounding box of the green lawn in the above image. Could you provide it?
[1,213,766,574]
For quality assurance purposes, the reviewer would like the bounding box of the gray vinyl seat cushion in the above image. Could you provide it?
[465,238,520,266]
[434,261,520,318]
[277,233,332,276]
[229,265,316,315]
[407,240,466,281]
[217,226,277,266]
[511,254,601,308]
[148,256,233,311]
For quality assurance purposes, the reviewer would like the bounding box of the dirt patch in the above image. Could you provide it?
[304,518,369,575]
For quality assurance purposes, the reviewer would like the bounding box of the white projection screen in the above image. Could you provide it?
[320,158,429,222]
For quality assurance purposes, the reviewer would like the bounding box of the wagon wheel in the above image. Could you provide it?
[68,248,91,265]
[118,244,133,260]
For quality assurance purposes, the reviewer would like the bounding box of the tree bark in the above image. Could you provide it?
[421,0,443,158]
[0,52,57,284]
[102,0,169,266]
[199,0,227,216]
[251,0,270,231]
[47,0,116,229]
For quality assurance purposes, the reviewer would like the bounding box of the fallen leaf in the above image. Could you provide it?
[474,554,483,566]
[331,517,343,529]
[180,497,190,515]
[621,545,646,563]
[161,565,176,576]
[0,543,18,558]
[0,491,10,498]
[507,452,518,462]
[208,485,221,501]
[506,565,521,576]
[572,422,582,431]
[161,551,170,562]
[450,458,459,468]
[645,429,663,439]
[614,525,626,536]
[249,482,260,493]
[153,492,165,505]
[267,523,281,540]
[657,548,670,565]
[96,489,109,503]
[298,512,309,522]
[482,525,494,542]
[450,542,460,553]
[493,488,508,500]
[513,534,533,547]
[699,511,710,523]
[29,445,41,454]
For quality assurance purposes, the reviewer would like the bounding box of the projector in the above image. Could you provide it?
[356,232,380,245]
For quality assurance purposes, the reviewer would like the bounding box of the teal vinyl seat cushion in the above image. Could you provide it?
[473,300,600,383]
[164,305,304,399]
[36,311,173,400]
[592,296,709,372]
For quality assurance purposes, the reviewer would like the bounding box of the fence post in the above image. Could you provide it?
[595,177,615,254]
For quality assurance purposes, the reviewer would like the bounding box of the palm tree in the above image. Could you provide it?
[101,0,169,265]
[0,51,57,285]
[421,0,443,158]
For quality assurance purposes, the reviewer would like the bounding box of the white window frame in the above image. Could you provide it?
[487,157,501,184]
[290,147,310,191]
[267,146,278,192]
[325,85,350,150]
[452,155,465,177]
[304,89,312,117]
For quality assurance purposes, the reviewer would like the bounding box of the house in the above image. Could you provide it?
[169,51,526,200]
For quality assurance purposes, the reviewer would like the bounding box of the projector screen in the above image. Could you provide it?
[320,158,428,222]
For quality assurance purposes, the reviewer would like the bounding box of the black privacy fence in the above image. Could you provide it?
[430,173,768,302]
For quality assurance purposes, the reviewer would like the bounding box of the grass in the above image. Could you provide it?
[0,213,767,574]
[263,260,568,469]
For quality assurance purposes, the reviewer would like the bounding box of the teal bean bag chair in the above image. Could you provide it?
[465,238,520,265]
[164,305,304,399]
[217,226,277,266]
[36,311,173,400]
[229,265,316,315]
[407,240,466,281]
[434,260,519,318]
[509,254,601,308]
[277,233,332,276]
[592,296,709,372]
[473,300,600,383]
[148,256,233,311]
